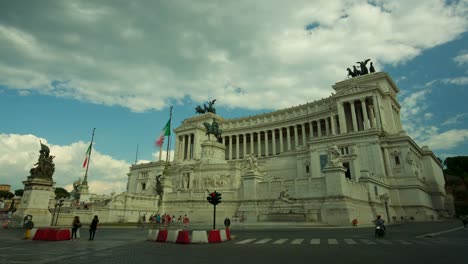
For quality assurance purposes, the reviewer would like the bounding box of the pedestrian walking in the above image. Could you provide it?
[224,217,231,229]
[89,215,99,241]
[71,216,82,240]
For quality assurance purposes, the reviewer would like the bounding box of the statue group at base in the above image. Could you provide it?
[29,142,55,179]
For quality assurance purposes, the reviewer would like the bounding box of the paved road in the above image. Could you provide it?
[1,221,466,264]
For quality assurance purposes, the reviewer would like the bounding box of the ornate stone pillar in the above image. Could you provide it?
[317,120,322,137]
[228,135,232,160]
[338,102,347,134]
[250,133,254,155]
[330,115,336,135]
[325,118,329,136]
[243,133,247,159]
[294,125,299,147]
[286,126,291,151]
[279,128,284,153]
[235,134,240,160]
[257,131,262,156]
[368,105,375,128]
[301,124,306,146]
[310,121,314,138]
[272,129,277,155]
[361,98,369,129]
[187,134,192,160]
[383,146,392,177]
[373,95,382,129]
[265,130,269,156]
[350,101,358,132]
[181,134,186,160]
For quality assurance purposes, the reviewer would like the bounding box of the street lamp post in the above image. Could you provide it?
[54,199,64,226]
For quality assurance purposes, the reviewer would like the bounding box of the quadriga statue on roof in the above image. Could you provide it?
[195,99,217,114]
[346,59,376,78]
[29,141,55,179]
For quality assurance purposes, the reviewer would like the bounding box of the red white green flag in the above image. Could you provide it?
[155,119,171,147]
[82,142,92,168]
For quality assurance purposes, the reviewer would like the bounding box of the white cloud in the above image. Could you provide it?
[442,77,468,85]
[0,1,466,112]
[0,134,130,194]
[420,129,468,151]
[454,51,468,65]
[442,113,467,125]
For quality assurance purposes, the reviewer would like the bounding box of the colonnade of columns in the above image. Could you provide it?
[176,133,194,160]
[175,96,381,161]
[222,115,337,160]
[338,96,381,133]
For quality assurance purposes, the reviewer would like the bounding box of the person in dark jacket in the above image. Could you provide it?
[224,217,231,228]
[71,216,81,240]
[89,215,99,241]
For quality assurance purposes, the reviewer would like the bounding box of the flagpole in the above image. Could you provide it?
[165,106,173,164]
[83,128,96,185]
[135,144,139,165]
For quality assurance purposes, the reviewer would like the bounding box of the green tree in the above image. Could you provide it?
[54,187,70,199]
[0,190,14,199]
[444,156,468,177]
[14,189,24,197]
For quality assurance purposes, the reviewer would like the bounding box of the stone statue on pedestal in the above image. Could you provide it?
[327,145,342,167]
[156,175,163,198]
[203,118,223,140]
[29,142,55,179]
[245,153,259,173]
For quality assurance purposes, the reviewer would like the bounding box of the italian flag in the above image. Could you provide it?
[82,142,92,168]
[155,119,171,147]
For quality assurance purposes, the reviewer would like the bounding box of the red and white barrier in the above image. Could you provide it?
[156,229,168,242]
[147,229,159,241]
[149,228,231,244]
[176,230,190,244]
[167,229,181,243]
[208,229,221,243]
[32,228,70,241]
[191,230,208,243]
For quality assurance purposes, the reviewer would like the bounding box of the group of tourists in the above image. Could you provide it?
[71,215,99,241]
[143,213,190,228]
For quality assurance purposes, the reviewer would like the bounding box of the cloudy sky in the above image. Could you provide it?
[1,0,467,194]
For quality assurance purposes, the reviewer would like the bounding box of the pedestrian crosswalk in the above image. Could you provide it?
[233,238,447,246]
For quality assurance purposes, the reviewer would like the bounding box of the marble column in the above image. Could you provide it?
[338,102,347,134]
[383,146,392,177]
[373,96,382,129]
[228,135,232,160]
[250,133,254,155]
[325,118,329,136]
[187,134,192,160]
[361,98,369,129]
[272,129,277,155]
[350,101,358,132]
[330,115,336,135]
[286,127,291,151]
[265,130,269,156]
[257,131,262,156]
[235,135,240,160]
[317,120,322,137]
[302,124,306,146]
[294,125,299,147]
[243,134,247,159]
[279,128,284,153]
[182,135,186,160]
